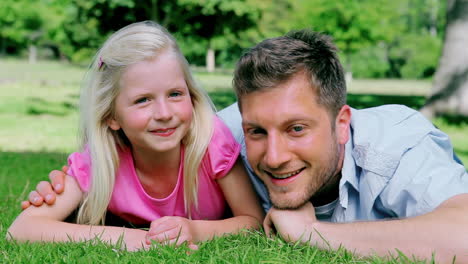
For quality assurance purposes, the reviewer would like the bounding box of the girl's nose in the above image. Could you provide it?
[153,100,172,121]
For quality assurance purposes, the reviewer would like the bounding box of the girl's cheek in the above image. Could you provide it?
[182,102,194,120]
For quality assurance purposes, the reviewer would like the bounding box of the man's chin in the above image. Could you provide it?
[270,193,310,210]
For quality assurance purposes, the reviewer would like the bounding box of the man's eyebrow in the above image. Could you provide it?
[241,121,259,127]
[242,117,317,126]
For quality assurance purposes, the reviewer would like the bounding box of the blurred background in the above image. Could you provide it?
[0,0,455,77]
[1,2,467,259]
[0,0,467,163]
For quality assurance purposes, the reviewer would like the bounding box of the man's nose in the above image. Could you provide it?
[263,132,291,169]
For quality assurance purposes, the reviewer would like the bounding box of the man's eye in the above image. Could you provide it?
[289,125,305,135]
[292,126,303,132]
[135,97,148,104]
[248,128,266,135]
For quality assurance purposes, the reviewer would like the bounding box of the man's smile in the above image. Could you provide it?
[266,168,305,179]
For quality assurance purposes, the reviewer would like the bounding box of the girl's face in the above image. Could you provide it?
[108,51,193,157]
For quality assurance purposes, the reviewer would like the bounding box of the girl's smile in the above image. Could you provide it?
[108,51,194,158]
[150,127,176,137]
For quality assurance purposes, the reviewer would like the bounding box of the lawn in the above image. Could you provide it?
[1,59,466,263]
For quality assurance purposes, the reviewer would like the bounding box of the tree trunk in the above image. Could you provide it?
[206,40,215,73]
[29,44,37,64]
[0,37,5,56]
[429,0,438,37]
[420,0,468,118]
[151,0,158,21]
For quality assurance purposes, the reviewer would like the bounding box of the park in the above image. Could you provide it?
[1,0,468,263]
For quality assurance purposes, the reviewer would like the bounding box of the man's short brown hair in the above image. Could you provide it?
[233,29,346,118]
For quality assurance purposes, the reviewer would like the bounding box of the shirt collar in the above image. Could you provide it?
[338,111,360,209]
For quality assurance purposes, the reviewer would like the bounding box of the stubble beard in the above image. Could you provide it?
[268,140,341,210]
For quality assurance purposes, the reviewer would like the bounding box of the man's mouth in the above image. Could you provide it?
[266,168,304,179]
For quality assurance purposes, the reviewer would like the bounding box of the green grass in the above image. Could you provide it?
[0,153,430,264]
[1,59,466,263]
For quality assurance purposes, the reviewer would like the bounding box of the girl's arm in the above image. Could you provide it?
[146,158,264,244]
[8,175,148,251]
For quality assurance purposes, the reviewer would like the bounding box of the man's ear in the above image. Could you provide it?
[335,105,351,145]
[107,117,121,131]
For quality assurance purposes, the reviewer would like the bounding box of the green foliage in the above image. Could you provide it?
[0,0,43,53]
[0,0,72,58]
[399,34,442,79]
[288,0,445,78]
[291,0,403,54]
[173,0,262,68]
[1,0,449,77]
[349,34,442,79]
[49,0,260,64]
[177,0,261,38]
[348,46,389,78]
[386,34,442,79]
[174,35,207,66]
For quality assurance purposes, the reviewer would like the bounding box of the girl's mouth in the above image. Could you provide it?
[151,128,175,137]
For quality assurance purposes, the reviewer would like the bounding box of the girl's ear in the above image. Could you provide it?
[335,105,351,145]
[107,118,121,131]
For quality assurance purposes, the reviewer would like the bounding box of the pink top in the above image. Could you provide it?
[67,117,241,225]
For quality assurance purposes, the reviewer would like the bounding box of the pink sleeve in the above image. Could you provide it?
[204,116,241,180]
[66,150,91,192]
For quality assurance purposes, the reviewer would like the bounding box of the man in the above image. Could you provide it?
[23,30,468,262]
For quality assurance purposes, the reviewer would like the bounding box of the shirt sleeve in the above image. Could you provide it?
[66,149,92,192]
[203,116,241,180]
[378,130,468,218]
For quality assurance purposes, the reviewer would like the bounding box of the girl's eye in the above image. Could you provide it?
[135,97,148,104]
[169,91,182,97]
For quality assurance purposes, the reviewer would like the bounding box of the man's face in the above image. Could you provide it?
[241,72,350,209]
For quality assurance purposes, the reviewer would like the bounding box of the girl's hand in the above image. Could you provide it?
[145,216,199,250]
[21,166,68,210]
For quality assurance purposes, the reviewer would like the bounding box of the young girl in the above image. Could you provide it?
[7,21,263,251]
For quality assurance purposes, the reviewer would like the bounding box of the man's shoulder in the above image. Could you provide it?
[350,104,436,145]
[351,104,421,125]
[348,104,439,177]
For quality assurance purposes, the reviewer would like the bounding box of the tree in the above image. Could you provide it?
[420,0,468,118]
[384,0,446,78]
[290,0,404,80]
[164,0,261,72]
[0,0,22,55]
[0,0,44,61]
[54,0,260,69]
[288,0,447,79]
[0,0,71,61]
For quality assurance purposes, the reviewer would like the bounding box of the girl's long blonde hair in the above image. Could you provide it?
[77,21,214,225]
